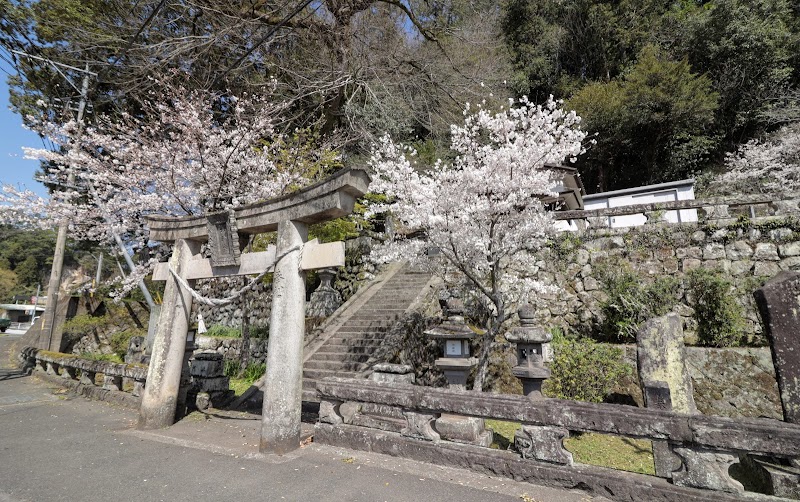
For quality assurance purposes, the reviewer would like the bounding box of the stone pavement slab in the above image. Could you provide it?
[0,333,599,502]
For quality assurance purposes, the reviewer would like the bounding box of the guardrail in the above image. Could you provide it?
[315,376,800,501]
[19,347,147,408]
[555,192,800,230]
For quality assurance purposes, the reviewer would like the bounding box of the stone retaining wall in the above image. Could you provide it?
[195,335,270,365]
[536,217,800,344]
[610,345,783,420]
[194,236,377,329]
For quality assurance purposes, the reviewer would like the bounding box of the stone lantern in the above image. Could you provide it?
[507,305,573,466]
[424,297,492,447]
[425,298,477,389]
[307,268,343,318]
[506,304,552,399]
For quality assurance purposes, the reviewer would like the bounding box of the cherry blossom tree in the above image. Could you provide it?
[718,122,800,194]
[1,84,334,297]
[368,97,587,391]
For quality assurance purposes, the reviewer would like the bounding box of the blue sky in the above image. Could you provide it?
[0,60,49,199]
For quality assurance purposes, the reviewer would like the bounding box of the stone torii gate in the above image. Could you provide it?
[139,168,370,455]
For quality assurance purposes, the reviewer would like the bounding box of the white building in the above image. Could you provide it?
[582,179,698,228]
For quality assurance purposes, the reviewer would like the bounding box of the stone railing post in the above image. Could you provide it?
[644,210,666,225]
[754,271,800,425]
[586,215,609,228]
[46,361,60,376]
[62,366,77,380]
[754,271,800,498]
[132,379,146,397]
[80,370,97,386]
[103,374,123,392]
[701,204,730,222]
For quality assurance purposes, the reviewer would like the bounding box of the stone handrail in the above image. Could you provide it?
[19,346,147,403]
[555,192,800,228]
[315,377,800,499]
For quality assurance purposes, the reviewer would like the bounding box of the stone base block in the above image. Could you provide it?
[314,423,747,502]
[514,425,573,465]
[194,390,235,411]
[190,357,223,378]
[672,446,743,493]
[746,456,800,499]
[352,413,406,433]
[193,376,230,392]
[435,414,492,448]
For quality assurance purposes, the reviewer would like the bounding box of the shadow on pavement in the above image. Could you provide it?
[0,367,27,381]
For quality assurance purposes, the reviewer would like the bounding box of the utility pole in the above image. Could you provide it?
[39,63,91,351]
[15,51,157,350]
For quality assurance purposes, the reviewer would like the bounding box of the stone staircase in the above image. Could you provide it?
[301,264,433,402]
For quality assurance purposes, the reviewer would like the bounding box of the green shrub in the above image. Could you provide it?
[687,268,745,347]
[224,360,266,382]
[241,362,266,381]
[248,324,269,339]
[543,333,632,403]
[63,313,105,337]
[205,324,241,338]
[597,265,679,342]
[223,359,241,377]
[110,328,146,359]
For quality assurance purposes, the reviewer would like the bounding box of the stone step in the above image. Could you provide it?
[373,284,429,290]
[321,333,384,343]
[338,322,392,329]
[302,389,319,403]
[307,351,371,363]
[324,338,384,347]
[326,328,386,338]
[347,313,400,324]
[347,310,407,317]
[366,296,423,304]
[370,289,427,296]
[304,360,367,372]
[303,368,360,380]
[318,344,375,354]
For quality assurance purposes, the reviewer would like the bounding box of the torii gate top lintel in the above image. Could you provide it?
[145,167,371,243]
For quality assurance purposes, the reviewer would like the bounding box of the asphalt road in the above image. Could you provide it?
[0,333,597,502]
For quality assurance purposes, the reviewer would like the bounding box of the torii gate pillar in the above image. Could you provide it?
[138,238,200,429]
[260,219,308,454]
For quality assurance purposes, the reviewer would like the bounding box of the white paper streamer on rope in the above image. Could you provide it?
[167,244,302,308]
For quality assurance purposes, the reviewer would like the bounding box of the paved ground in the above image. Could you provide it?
[0,333,599,502]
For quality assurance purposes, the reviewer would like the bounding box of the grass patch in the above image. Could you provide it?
[565,433,654,475]
[486,419,519,450]
[78,352,123,363]
[224,360,266,396]
[229,378,255,396]
[205,325,242,338]
[485,420,655,475]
